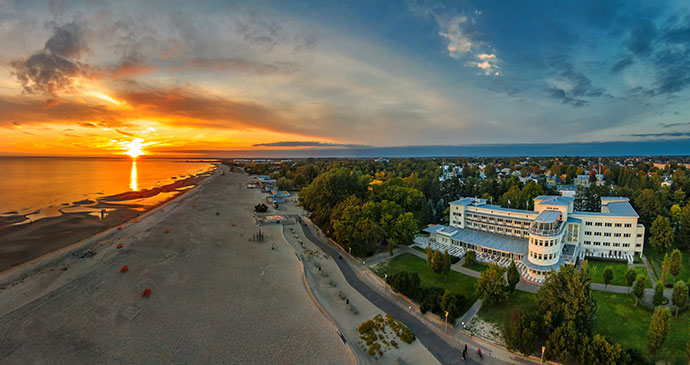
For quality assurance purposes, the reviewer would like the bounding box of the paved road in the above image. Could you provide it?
[298,222,538,365]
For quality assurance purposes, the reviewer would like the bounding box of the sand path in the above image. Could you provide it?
[0,166,352,364]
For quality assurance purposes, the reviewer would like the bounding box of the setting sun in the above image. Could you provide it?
[123,138,145,158]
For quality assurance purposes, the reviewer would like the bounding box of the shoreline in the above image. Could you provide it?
[0,165,219,281]
[0,167,352,363]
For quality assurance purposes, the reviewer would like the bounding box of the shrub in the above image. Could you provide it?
[465,250,477,266]
[254,203,268,212]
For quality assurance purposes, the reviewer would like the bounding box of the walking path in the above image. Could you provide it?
[298,222,540,365]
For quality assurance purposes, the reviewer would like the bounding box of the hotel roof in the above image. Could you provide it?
[535,210,561,223]
[572,197,639,218]
[534,195,574,206]
[424,225,528,255]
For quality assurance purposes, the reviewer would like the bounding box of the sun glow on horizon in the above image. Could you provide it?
[123,138,146,158]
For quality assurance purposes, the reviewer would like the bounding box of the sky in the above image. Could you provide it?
[1,0,690,157]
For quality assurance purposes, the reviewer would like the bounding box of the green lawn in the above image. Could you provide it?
[587,260,652,288]
[376,253,478,313]
[592,291,690,364]
[645,245,690,286]
[462,261,490,273]
[477,290,537,329]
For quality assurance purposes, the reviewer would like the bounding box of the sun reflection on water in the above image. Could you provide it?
[130,160,138,191]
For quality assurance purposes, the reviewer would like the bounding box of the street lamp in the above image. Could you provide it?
[445,311,449,333]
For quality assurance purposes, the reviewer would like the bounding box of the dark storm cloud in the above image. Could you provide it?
[252,141,368,148]
[9,21,90,95]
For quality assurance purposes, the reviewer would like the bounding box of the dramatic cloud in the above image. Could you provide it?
[9,21,91,95]
[659,122,690,128]
[252,141,368,148]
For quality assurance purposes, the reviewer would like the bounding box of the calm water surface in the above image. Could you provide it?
[0,157,215,218]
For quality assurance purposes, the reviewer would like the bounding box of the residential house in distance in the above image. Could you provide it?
[424,195,644,283]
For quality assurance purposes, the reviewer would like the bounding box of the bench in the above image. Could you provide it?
[349,305,359,314]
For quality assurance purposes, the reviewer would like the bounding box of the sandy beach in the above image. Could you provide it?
[0,166,352,363]
[0,170,214,272]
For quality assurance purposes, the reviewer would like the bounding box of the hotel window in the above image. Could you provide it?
[584,240,591,245]
[623,244,630,248]
[594,242,601,246]
[506,229,512,233]
[614,233,621,237]
[585,221,592,226]
[624,233,631,238]
[538,254,542,260]
[506,220,512,224]
[585,231,592,236]
[594,232,602,236]
[603,242,611,247]
[604,232,611,237]
[637,233,642,237]
[615,223,622,227]
[595,222,602,227]
[624,223,632,228]
[605,223,612,227]
[613,243,620,247]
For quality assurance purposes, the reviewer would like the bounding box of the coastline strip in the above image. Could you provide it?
[0,166,219,287]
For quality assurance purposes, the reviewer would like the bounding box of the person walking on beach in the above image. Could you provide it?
[100,209,106,220]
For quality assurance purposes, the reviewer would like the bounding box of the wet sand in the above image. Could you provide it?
[0,166,352,363]
[0,171,214,272]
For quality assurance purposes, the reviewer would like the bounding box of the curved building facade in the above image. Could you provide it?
[425,195,645,283]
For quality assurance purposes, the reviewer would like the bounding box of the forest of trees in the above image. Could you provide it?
[236,156,690,257]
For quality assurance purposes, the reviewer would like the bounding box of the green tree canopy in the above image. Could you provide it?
[475,264,508,307]
[506,260,520,293]
[672,280,688,317]
[648,307,671,356]
[650,216,674,252]
[536,265,595,335]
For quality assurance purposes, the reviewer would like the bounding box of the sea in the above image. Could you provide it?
[0,156,215,222]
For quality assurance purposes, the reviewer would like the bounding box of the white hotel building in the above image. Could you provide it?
[424,196,645,280]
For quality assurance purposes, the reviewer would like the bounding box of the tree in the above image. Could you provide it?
[662,253,671,284]
[633,276,645,306]
[387,271,421,299]
[431,250,442,274]
[603,266,614,287]
[426,246,432,266]
[465,250,477,266]
[670,249,683,280]
[672,280,688,317]
[440,289,463,321]
[475,264,508,306]
[545,321,583,363]
[634,189,660,227]
[653,281,666,306]
[625,268,637,294]
[536,265,595,335]
[506,260,520,293]
[648,307,671,356]
[504,311,541,356]
[650,215,674,252]
[254,203,268,213]
[441,250,452,279]
[680,203,690,249]
[582,335,624,364]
